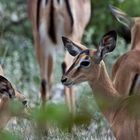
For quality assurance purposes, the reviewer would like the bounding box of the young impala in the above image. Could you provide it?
[109,5,140,96]
[27,0,91,114]
[0,65,28,129]
[61,31,140,140]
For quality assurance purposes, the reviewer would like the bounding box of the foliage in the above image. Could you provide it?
[84,0,140,46]
[0,131,19,140]
[0,0,140,139]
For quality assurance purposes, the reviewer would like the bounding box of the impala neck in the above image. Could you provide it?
[89,61,120,121]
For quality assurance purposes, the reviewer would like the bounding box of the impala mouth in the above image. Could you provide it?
[62,81,74,87]
[22,100,28,107]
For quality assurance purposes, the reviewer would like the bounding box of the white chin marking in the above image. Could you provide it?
[65,82,74,87]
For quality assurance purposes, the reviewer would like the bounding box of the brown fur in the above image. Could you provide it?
[27,0,91,115]
[112,50,140,95]
[110,6,140,96]
[0,65,28,130]
[62,42,140,140]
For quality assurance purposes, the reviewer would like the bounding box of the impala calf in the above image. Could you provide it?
[109,5,140,96]
[61,31,140,140]
[27,0,91,114]
[0,66,28,130]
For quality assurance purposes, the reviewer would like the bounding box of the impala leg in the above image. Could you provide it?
[38,51,47,105]
[40,53,53,105]
[64,87,75,131]
[34,35,47,105]
[65,87,75,116]
[47,54,53,99]
[35,41,49,136]
[39,54,53,136]
[68,87,75,131]
[64,87,71,112]
[61,61,75,116]
[69,87,75,116]
[39,53,54,103]
[41,79,47,106]
[61,62,70,111]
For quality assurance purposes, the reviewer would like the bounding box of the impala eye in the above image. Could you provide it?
[80,60,90,67]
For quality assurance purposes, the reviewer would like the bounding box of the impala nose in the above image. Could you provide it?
[61,77,67,83]
[22,100,28,106]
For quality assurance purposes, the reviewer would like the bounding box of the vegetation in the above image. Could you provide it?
[0,0,140,139]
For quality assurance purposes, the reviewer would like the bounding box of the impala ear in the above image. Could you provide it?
[0,76,15,98]
[62,36,83,56]
[109,4,134,29]
[94,30,117,64]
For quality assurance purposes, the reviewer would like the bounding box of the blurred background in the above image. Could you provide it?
[0,0,140,139]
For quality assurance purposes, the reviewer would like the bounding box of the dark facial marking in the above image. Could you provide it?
[80,49,90,55]
[65,62,76,75]
[76,49,89,61]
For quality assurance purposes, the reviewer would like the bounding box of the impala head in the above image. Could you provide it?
[61,30,117,87]
[0,75,27,109]
[0,75,29,129]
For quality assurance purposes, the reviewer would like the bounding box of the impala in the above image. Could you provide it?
[27,0,91,114]
[61,31,140,140]
[0,65,28,129]
[109,5,140,96]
